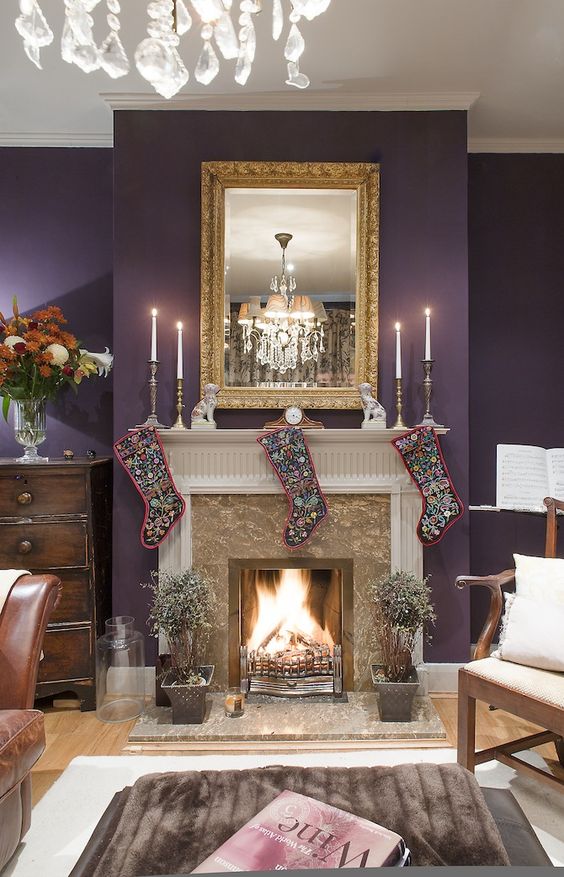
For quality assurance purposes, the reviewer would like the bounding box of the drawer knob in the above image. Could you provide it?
[18,540,32,555]
[17,492,33,505]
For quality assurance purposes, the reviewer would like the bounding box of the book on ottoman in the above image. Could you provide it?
[192,789,410,871]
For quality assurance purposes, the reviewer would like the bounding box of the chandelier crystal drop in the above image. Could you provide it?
[237,233,326,376]
[15,0,331,98]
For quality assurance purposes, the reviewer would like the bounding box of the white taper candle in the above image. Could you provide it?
[395,322,402,379]
[150,308,158,361]
[176,321,183,379]
[424,308,431,360]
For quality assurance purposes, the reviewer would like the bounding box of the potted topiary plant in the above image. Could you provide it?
[144,568,215,724]
[368,570,436,722]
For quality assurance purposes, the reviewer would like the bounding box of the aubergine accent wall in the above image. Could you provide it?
[468,155,564,640]
[114,110,470,663]
[0,148,113,459]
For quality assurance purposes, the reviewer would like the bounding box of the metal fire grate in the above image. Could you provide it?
[240,643,343,697]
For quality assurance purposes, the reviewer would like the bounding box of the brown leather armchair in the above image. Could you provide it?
[0,574,61,871]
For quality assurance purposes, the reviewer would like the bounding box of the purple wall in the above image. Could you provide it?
[468,154,564,639]
[114,110,470,663]
[4,140,562,664]
[0,148,113,458]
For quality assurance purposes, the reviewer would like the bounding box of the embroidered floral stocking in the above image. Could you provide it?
[257,427,328,550]
[392,426,463,546]
[114,427,185,549]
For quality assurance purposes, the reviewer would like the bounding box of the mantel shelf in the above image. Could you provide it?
[156,426,449,446]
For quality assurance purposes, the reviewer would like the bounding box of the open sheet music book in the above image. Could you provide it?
[496,444,564,511]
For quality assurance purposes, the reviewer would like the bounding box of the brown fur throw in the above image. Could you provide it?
[82,764,509,875]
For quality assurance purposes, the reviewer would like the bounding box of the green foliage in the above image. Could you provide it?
[368,570,436,683]
[143,569,216,685]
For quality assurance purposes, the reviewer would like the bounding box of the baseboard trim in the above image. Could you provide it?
[418,663,463,694]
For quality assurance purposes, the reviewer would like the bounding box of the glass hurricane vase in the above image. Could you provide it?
[13,398,48,463]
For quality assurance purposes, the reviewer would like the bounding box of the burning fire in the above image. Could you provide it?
[246,568,334,655]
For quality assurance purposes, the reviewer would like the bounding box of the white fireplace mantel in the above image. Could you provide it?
[160,427,447,494]
[159,428,446,583]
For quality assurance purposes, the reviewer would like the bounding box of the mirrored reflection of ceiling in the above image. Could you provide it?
[2,1,564,148]
[225,189,356,303]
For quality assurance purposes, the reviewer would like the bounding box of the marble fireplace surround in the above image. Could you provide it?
[159,429,430,691]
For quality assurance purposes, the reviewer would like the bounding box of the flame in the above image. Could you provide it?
[246,568,334,654]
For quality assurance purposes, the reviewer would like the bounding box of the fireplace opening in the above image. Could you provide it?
[229,559,354,697]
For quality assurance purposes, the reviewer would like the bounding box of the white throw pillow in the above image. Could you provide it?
[492,593,564,672]
[514,553,564,606]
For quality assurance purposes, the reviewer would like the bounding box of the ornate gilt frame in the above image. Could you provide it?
[200,160,380,409]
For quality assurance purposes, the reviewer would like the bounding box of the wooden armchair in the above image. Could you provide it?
[456,496,564,791]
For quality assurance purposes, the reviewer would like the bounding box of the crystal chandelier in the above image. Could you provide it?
[15,0,332,99]
[237,232,326,376]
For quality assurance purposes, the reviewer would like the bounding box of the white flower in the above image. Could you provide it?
[4,335,25,348]
[79,347,113,377]
[45,343,69,366]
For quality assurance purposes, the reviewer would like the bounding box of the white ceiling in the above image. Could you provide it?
[2,0,564,149]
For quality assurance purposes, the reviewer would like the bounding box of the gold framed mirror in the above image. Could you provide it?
[200,161,379,409]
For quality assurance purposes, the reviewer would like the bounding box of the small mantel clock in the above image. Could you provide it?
[264,406,324,429]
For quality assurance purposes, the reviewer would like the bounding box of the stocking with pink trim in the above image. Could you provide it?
[257,427,328,549]
[114,427,185,549]
[392,426,463,545]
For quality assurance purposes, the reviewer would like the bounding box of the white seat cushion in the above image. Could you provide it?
[464,656,564,709]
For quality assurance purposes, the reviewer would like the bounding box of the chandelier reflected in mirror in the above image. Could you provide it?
[15,0,332,99]
[237,232,326,376]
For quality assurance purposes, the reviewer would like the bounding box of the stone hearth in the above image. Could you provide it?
[130,693,446,745]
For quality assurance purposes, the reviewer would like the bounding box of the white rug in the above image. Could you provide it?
[6,749,564,876]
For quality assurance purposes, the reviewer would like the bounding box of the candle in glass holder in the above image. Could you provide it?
[424,308,431,360]
[150,308,158,361]
[224,688,245,718]
[395,322,402,379]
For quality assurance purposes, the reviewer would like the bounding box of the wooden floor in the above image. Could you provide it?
[31,696,564,806]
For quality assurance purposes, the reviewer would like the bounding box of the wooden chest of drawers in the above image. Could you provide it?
[0,458,112,710]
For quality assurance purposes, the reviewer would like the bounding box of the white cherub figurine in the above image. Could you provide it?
[191,383,220,429]
[358,382,387,429]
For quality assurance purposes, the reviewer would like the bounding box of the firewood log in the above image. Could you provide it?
[257,621,283,651]
[295,629,318,648]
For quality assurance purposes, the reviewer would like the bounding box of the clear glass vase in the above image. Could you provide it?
[96,616,146,723]
[13,398,48,463]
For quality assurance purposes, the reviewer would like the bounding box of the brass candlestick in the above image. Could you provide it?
[137,360,168,429]
[170,377,188,430]
[393,377,407,429]
[418,359,444,428]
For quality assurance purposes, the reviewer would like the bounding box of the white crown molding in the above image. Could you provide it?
[101,90,481,112]
[0,131,113,148]
[469,137,564,154]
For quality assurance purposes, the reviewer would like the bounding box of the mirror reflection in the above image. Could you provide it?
[224,188,357,389]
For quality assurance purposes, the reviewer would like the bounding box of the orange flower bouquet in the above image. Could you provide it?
[0,297,113,462]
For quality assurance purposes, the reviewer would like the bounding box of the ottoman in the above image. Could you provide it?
[69,763,549,876]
